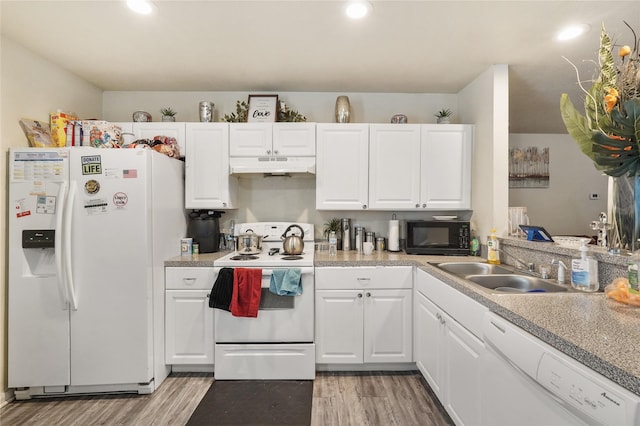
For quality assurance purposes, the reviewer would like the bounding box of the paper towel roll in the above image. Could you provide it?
[388,220,400,252]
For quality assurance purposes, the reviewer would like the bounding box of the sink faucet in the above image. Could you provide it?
[495,247,535,273]
[551,259,568,284]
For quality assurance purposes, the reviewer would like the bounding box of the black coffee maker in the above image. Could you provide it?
[187,210,224,253]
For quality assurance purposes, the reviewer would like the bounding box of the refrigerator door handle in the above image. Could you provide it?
[63,182,79,310]
[55,182,69,310]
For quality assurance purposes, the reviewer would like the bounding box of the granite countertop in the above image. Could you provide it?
[165,249,640,396]
[164,251,230,267]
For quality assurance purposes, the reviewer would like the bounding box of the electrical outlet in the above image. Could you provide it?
[589,193,600,200]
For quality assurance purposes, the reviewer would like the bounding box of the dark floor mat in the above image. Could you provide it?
[186,380,313,426]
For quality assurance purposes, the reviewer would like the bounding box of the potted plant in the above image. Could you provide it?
[435,108,452,124]
[160,107,177,122]
[323,217,342,250]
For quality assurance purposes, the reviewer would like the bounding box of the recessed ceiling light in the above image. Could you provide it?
[127,0,155,15]
[556,24,590,41]
[345,1,372,20]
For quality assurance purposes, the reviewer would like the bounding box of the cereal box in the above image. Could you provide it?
[81,121,122,148]
[50,111,78,147]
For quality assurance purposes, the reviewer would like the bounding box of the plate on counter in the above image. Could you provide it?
[433,215,457,221]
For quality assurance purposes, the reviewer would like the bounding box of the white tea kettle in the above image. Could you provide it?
[281,224,305,255]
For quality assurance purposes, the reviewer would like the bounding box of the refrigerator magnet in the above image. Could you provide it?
[113,192,128,209]
[35,195,56,214]
[84,179,100,195]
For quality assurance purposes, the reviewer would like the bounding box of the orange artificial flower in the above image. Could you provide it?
[619,45,632,57]
[605,87,619,112]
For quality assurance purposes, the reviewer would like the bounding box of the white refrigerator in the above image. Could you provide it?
[8,147,186,399]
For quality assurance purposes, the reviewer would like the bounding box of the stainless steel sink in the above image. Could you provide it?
[433,262,513,276]
[431,261,570,294]
[466,274,569,293]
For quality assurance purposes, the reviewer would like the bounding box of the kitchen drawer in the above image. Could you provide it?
[315,266,412,290]
[165,267,215,290]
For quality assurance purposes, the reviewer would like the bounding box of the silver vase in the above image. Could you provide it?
[199,101,214,122]
[335,96,351,123]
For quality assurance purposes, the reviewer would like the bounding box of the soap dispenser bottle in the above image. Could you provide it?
[571,242,599,292]
[487,228,500,265]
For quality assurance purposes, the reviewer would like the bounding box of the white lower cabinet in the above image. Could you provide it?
[315,267,413,364]
[414,269,486,426]
[165,267,214,368]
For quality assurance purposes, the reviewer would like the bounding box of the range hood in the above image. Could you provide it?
[229,156,315,175]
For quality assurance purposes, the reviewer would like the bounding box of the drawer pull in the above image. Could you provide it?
[183,277,197,284]
[356,277,371,281]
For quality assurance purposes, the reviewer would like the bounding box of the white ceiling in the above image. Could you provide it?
[2,1,639,133]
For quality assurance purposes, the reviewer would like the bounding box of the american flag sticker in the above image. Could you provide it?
[123,169,138,179]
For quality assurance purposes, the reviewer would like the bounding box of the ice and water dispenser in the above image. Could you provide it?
[21,229,56,276]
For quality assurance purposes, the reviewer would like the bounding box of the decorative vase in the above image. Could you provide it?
[199,101,214,122]
[132,110,152,122]
[335,96,351,123]
[437,117,450,124]
[610,172,640,253]
[162,115,175,122]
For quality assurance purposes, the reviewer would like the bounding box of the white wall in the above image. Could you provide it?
[102,91,459,125]
[0,36,103,401]
[509,133,608,236]
[458,65,510,241]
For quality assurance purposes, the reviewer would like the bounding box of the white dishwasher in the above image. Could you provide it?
[481,312,640,425]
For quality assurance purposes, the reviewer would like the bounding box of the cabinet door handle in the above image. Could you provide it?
[267,149,272,155]
[416,204,420,208]
[357,293,363,298]
[422,203,426,208]
[362,204,367,209]
[274,150,279,155]
[365,292,371,297]
[206,293,211,298]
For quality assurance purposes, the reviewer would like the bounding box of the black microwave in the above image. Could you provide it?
[405,220,470,255]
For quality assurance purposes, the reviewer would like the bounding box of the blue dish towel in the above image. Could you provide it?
[269,268,303,296]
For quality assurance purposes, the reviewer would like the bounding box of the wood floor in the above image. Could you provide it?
[0,371,453,426]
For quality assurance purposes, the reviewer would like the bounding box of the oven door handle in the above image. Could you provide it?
[260,267,314,277]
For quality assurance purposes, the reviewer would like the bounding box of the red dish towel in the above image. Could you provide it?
[230,268,263,318]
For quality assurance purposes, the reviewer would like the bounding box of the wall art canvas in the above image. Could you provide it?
[509,146,549,188]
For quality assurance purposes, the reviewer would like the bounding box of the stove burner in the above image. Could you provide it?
[230,255,259,261]
[281,255,303,260]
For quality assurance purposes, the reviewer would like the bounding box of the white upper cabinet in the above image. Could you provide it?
[316,124,370,210]
[273,123,316,156]
[420,125,472,209]
[317,123,472,211]
[185,123,237,209]
[368,124,422,210]
[229,122,315,157]
[229,123,272,156]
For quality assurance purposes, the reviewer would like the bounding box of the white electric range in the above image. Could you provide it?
[213,222,316,380]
